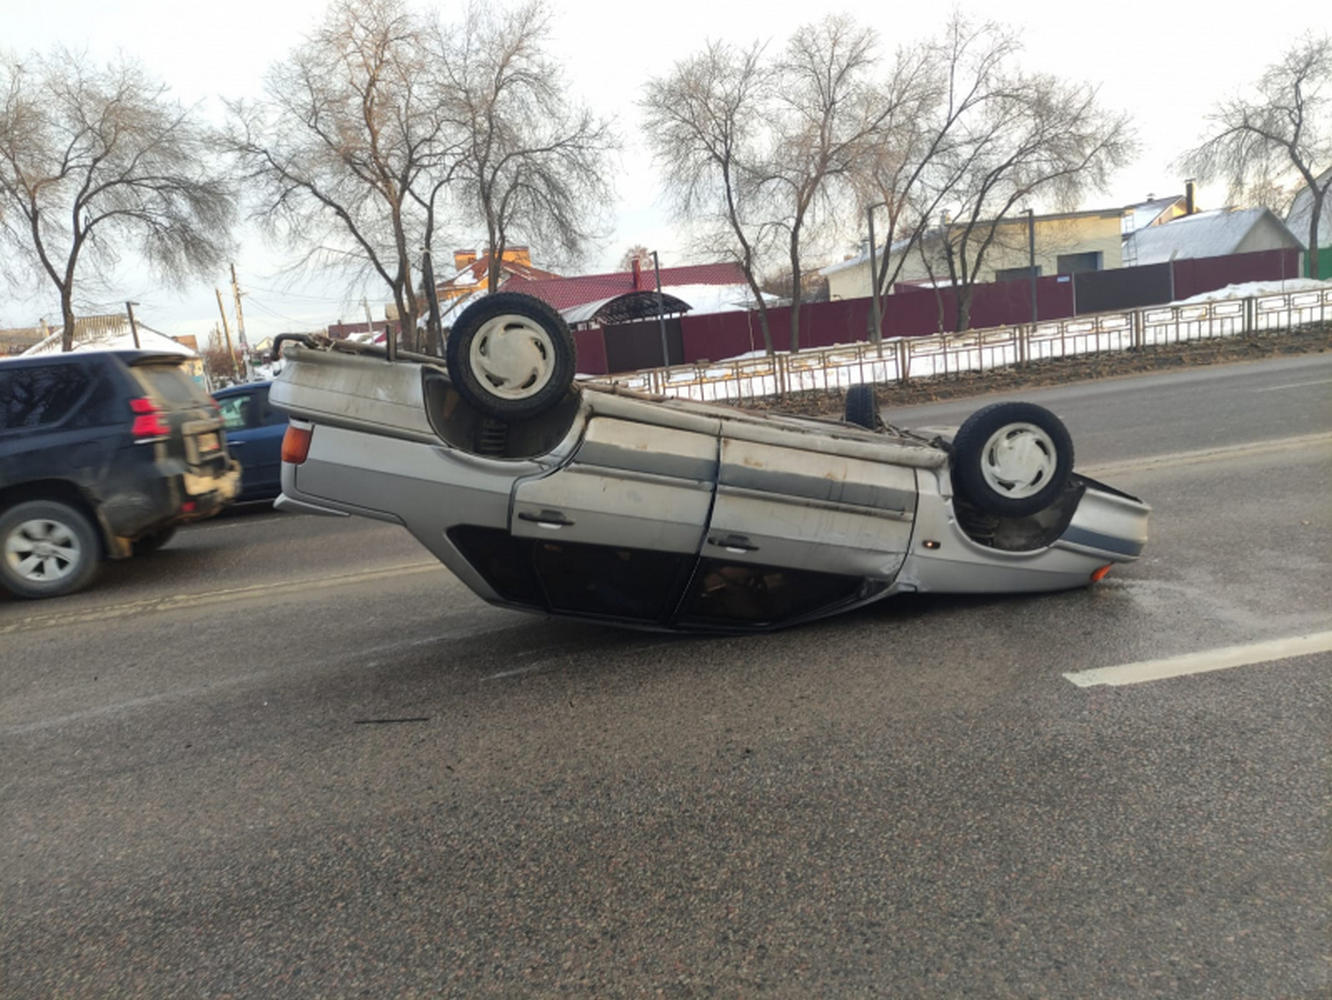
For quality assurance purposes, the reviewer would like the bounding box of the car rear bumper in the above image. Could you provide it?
[273,492,350,517]
[176,459,241,519]
[99,459,241,556]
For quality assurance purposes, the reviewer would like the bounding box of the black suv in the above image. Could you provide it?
[0,351,240,598]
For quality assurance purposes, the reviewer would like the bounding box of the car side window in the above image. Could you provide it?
[0,364,90,431]
[677,558,867,628]
[445,525,694,622]
[254,386,282,425]
[217,393,253,430]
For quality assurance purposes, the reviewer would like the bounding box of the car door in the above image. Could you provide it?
[218,387,284,499]
[678,425,918,629]
[240,387,286,497]
[508,414,719,623]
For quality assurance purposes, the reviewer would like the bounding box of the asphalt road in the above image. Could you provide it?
[2,354,1329,998]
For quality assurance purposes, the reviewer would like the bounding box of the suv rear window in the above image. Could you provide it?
[0,364,91,430]
[131,361,211,407]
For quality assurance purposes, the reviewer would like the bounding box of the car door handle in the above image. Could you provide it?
[708,533,759,553]
[518,508,575,529]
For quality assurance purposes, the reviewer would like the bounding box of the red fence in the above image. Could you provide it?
[1171,248,1300,300]
[574,248,1306,375]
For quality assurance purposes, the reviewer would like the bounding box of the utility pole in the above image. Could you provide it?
[215,288,237,381]
[230,264,251,380]
[1027,208,1038,324]
[124,300,141,351]
[124,301,141,349]
[867,203,885,348]
[651,251,669,368]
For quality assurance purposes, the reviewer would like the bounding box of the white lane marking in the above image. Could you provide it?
[0,560,442,636]
[1063,631,1332,688]
[192,514,285,532]
[1253,377,1332,392]
[483,662,560,682]
[1081,431,1332,479]
[1,673,274,736]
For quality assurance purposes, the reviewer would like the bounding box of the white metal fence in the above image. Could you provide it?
[589,286,1332,403]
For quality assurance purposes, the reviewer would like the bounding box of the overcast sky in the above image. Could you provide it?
[2,0,1326,342]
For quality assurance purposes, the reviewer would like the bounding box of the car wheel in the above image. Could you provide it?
[132,525,177,556]
[844,384,879,429]
[446,293,577,421]
[0,500,101,599]
[951,402,1074,517]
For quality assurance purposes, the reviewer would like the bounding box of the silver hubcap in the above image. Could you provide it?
[468,314,557,401]
[5,518,83,584]
[980,422,1058,499]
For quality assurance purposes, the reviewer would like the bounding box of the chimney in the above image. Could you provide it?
[631,256,641,290]
[1185,179,1196,216]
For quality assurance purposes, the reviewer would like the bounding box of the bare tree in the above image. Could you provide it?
[1181,33,1331,277]
[618,244,651,270]
[933,71,1134,330]
[641,40,782,353]
[765,15,895,351]
[856,17,1018,326]
[0,49,234,351]
[228,0,458,350]
[440,2,615,292]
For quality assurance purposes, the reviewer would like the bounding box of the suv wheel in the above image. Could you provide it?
[0,500,101,599]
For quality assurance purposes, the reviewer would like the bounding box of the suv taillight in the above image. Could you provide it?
[129,397,170,441]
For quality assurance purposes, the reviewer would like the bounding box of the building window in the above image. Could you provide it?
[1057,251,1103,274]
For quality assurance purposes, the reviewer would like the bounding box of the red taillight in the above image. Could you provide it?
[281,424,312,464]
[1091,564,1113,583]
[129,397,169,441]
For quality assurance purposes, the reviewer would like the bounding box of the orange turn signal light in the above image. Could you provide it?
[1090,564,1113,583]
[281,424,313,464]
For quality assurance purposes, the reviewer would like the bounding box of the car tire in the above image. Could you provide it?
[446,293,577,421]
[844,384,879,429]
[0,499,101,599]
[132,525,177,556]
[951,402,1074,517]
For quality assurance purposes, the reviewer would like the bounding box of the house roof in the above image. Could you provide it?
[501,262,747,312]
[1286,167,1332,249]
[21,316,195,357]
[436,252,561,291]
[1123,207,1301,264]
[1123,195,1185,234]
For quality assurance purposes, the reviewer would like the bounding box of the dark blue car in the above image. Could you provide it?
[213,381,285,501]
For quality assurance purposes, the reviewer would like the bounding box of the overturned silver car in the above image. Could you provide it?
[270,293,1149,632]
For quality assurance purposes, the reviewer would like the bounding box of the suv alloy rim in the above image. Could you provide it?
[4,518,83,584]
